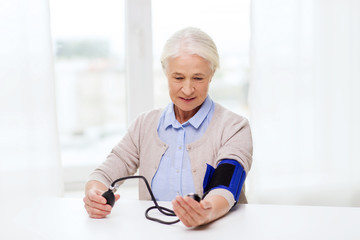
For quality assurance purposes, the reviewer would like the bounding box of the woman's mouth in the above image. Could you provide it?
[180,97,195,102]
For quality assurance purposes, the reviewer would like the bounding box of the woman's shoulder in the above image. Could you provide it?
[139,108,164,119]
[130,108,164,128]
[213,102,249,125]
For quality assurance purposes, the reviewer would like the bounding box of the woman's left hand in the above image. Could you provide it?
[172,195,213,227]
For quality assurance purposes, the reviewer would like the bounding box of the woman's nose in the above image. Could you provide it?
[181,79,194,95]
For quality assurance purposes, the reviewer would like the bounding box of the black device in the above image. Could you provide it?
[101,175,201,225]
[186,193,201,202]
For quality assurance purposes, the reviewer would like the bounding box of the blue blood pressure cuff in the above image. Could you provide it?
[203,159,246,204]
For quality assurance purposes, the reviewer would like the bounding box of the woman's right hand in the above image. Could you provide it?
[83,181,120,218]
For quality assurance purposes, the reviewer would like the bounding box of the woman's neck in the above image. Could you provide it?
[174,105,201,124]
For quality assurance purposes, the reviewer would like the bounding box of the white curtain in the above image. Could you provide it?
[0,0,63,200]
[248,0,360,207]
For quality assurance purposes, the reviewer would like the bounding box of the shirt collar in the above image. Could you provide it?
[163,96,213,129]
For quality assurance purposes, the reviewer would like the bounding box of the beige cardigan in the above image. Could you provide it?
[88,103,253,207]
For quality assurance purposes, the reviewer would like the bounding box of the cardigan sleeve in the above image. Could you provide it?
[87,116,143,188]
[216,115,253,174]
[206,105,253,207]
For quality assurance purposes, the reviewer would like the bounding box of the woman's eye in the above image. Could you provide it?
[175,77,184,80]
[194,77,203,81]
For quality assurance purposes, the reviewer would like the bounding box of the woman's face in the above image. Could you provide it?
[166,53,213,121]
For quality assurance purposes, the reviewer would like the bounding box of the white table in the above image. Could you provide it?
[2,197,360,240]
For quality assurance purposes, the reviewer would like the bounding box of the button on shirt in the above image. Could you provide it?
[151,96,215,201]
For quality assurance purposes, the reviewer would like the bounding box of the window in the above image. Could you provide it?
[49,0,251,192]
[50,0,126,189]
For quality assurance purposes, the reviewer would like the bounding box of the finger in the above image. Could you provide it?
[172,198,192,227]
[88,207,111,217]
[180,197,204,223]
[84,201,111,215]
[83,195,112,212]
[184,196,204,214]
[184,197,213,218]
[174,196,202,226]
[84,203,111,218]
[200,199,212,210]
[83,195,111,210]
[89,214,106,219]
[115,194,120,202]
[88,190,107,204]
[179,197,212,226]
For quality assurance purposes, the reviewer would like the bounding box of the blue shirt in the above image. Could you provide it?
[151,96,215,200]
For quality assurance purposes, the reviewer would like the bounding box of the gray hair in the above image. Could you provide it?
[160,27,219,74]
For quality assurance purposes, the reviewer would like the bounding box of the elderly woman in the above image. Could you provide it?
[83,27,253,227]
